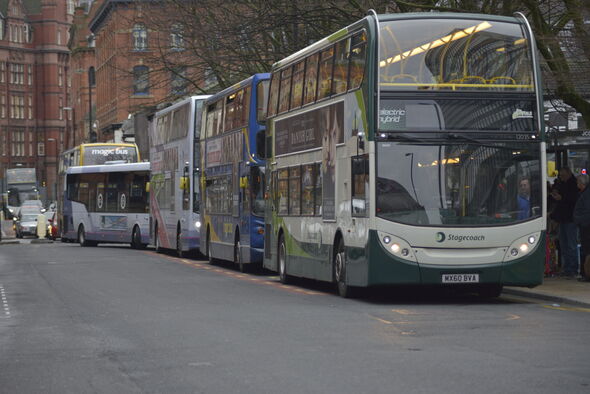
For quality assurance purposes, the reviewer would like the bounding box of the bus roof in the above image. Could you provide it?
[272,12,525,70]
[62,142,138,152]
[155,95,211,118]
[204,73,270,105]
[66,162,150,174]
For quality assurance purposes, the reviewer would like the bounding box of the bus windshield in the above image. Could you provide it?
[379,18,533,91]
[376,141,541,226]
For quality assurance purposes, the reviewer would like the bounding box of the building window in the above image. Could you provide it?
[29,131,33,157]
[133,65,149,95]
[10,64,24,85]
[0,95,5,118]
[0,62,5,83]
[58,67,63,86]
[59,98,63,120]
[57,29,61,45]
[67,0,75,14]
[171,67,187,95]
[12,130,24,157]
[18,96,24,119]
[1,131,6,156]
[38,142,45,157]
[170,23,184,51]
[27,64,32,85]
[132,24,147,51]
[28,96,33,119]
[0,19,3,40]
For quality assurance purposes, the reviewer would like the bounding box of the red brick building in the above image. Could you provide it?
[88,0,180,143]
[68,0,97,147]
[0,0,73,202]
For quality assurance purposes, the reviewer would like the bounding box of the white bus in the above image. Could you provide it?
[264,12,546,297]
[149,96,210,257]
[64,162,150,248]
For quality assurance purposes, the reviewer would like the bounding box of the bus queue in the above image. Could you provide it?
[57,12,551,298]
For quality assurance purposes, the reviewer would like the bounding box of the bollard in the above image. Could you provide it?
[37,213,47,239]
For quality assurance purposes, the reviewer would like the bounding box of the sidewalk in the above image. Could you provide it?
[505,277,590,307]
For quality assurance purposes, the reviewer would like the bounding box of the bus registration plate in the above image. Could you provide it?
[442,274,479,283]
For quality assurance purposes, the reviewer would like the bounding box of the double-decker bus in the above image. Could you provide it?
[200,73,270,271]
[63,162,150,248]
[149,96,209,257]
[58,143,141,241]
[5,168,39,217]
[263,12,545,297]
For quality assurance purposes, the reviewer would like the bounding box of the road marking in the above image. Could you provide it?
[0,285,10,317]
[542,305,590,313]
[373,317,393,325]
[506,314,521,320]
[147,251,325,296]
[391,309,418,315]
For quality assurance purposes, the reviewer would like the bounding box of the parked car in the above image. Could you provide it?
[15,213,39,238]
[44,210,58,240]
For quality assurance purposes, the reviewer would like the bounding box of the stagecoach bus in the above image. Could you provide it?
[63,162,150,248]
[263,11,546,297]
[200,74,270,271]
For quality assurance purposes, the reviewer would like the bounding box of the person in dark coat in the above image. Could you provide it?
[574,174,590,280]
[550,167,579,277]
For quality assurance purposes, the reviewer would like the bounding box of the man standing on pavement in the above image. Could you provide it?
[574,174,590,281]
[550,167,579,278]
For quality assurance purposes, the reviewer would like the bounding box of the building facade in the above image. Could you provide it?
[0,0,74,202]
[88,0,184,143]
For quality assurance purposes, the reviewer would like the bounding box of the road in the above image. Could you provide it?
[1,240,589,393]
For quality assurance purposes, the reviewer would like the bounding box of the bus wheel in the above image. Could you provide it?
[234,238,244,272]
[176,229,184,258]
[206,229,214,265]
[334,240,354,298]
[155,225,163,253]
[78,225,93,247]
[131,226,145,249]
[478,284,503,298]
[278,235,289,284]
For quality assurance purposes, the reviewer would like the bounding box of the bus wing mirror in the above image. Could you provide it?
[179,176,188,190]
[239,176,248,189]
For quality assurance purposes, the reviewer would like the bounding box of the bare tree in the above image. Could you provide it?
[394,0,590,126]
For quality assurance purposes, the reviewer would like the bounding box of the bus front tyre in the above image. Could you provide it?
[206,229,215,265]
[335,240,355,298]
[155,226,163,253]
[278,235,290,284]
[131,226,146,249]
[478,284,503,298]
[176,230,184,258]
[234,236,244,273]
[78,225,95,247]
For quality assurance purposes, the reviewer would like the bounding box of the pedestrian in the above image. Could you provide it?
[550,167,579,278]
[573,174,590,281]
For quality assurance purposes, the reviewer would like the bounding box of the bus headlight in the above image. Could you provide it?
[503,232,541,262]
[195,221,201,229]
[378,231,416,262]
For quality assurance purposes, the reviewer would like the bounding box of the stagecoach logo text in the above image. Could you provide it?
[436,232,485,242]
[512,109,533,120]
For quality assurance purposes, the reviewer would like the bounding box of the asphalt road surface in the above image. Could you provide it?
[1,241,589,393]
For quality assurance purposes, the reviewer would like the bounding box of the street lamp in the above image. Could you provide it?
[63,107,73,148]
[47,138,58,202]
